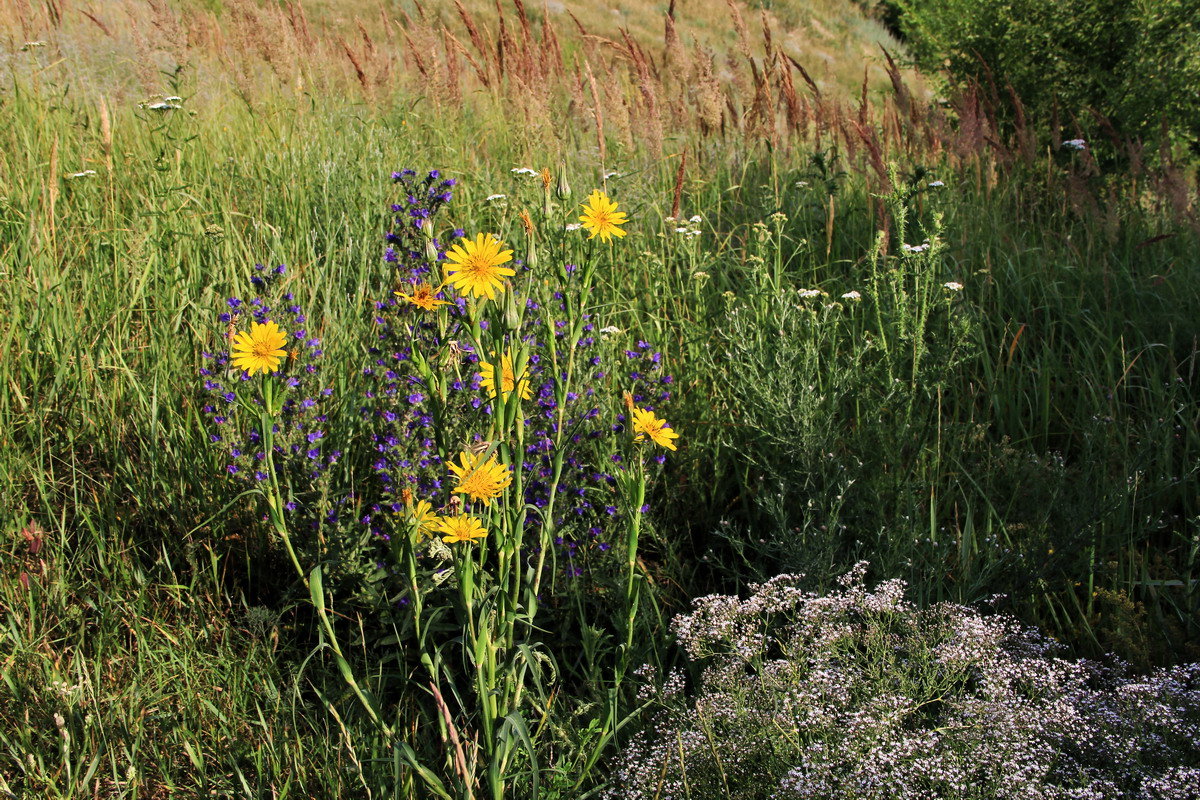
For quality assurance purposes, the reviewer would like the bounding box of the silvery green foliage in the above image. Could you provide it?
[608,564,1200,800]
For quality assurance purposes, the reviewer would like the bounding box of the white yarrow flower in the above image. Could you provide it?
[841,290,862,301]
[1062,139,1087,151]
[798,289,823,299]
[564,223,583,231]
[943,281,964,291]
[901,242,931,254]
[485,194,507,202]
[510,167,539,176]
[928,180,945,188]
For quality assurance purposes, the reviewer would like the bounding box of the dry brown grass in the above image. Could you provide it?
[7,0,1191,230]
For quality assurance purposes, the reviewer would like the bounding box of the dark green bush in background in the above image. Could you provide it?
[877,0,1200,154]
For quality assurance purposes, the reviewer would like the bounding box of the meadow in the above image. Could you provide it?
[2,0,1199,797]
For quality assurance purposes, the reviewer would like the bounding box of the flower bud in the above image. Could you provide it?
[502,286,522,331]
[555,164,571,201]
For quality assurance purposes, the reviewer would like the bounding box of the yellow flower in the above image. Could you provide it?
[444,233,516,300]
[433,514,488,544]
[448,450,512,506]
[230,320,288,376]
[407,499,440,540]
[479,352,531,401]
[579,190,628,243]
[396,283,451,311]
[631,406,680,451]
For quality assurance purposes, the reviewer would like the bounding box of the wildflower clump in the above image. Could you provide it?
[199,265,337,508]
[608,563,1200,800]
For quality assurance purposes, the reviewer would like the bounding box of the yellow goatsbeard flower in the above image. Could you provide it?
[230,320,288,376]
[444,233,516,300]
[479,353,531,401]
[407,499,440,540]
[396,283,451,311]
[433,514,488,544]
[631,406,680,451]
[579,190,628,243]
[448,450,513,506]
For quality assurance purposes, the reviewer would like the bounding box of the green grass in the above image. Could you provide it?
[2,28,1199,797]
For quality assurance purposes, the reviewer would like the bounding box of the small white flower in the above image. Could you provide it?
[841,290,862,301]
[943,281,964,291]
[674,227,689,234]
[798,289,823,299]
[664,216,677,223]
[599,326,623,336]
[485,194,507,202]
[686,230,701,238]
[510,167,539,176]
[564,223,583,231]
[689,214,702,223]
[163,95,183,103]
[928,180,945,188]
[794,180,809,188]
[901,242,931,254]
[692,271,710,281]
[1062,139,1087,151]
[66,170,97,179]
[145,101,181,111]
[20,41,47,51]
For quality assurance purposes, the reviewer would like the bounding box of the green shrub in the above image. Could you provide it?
[890,0,1200,153]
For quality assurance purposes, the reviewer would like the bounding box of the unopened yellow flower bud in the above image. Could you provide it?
[555,164,571,201]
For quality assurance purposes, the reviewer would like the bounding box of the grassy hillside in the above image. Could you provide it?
[2,0,1199,797]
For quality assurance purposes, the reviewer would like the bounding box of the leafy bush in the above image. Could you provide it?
[609,564,1200,799]
[888,0,1200,153]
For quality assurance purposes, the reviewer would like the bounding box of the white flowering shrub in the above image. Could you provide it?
[608,564,1200,800]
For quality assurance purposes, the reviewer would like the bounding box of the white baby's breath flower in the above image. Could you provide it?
[841,290,862,301]
[943,281,964,291]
